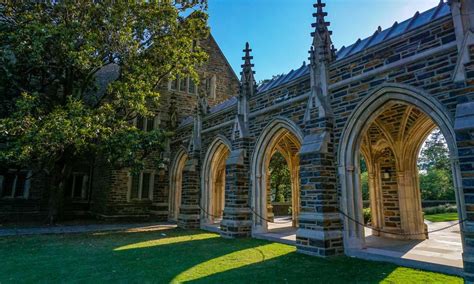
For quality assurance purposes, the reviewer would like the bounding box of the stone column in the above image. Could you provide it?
[266,168,274,222]
[178,157,201,229]
[296,118,343,256]
[220,138,252,238]
[368,164,384,236]
[291,156,301,227]
[454,101,474,282]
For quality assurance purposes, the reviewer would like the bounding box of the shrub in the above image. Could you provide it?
[363,207,371,224]
[423,204,457,215]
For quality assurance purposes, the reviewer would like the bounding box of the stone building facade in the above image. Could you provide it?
[169,0,474,279]
[2,0,474,280]
[0,35,239,222]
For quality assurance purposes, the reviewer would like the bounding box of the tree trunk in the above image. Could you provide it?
[47,159,71,225]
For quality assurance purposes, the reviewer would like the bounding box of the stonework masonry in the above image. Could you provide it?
[3,0,474,281]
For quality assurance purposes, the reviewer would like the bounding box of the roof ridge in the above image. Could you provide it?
[336,1,450,61]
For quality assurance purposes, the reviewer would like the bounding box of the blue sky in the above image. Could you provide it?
[208,0,440,81]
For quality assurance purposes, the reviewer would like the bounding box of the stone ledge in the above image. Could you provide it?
[298,212,341,222]
[220,219,252,227]
[296,228,343,240]
[223,207,251,214]
[299,132,330,155]
[178,214,200,220]
[455,101,474,132]
[226,149,246,166]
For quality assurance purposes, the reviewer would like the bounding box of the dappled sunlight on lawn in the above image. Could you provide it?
[92,225,176,236]
[171,243,295,283]
[114,232,218,251]
[382,267,461,283]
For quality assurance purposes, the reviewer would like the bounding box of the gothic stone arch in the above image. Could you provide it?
[251,117,303,234]
[169,147,188,222]
[201,135,231,226]
[337,84,466,250]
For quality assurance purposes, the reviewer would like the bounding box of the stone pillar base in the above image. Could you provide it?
[221,146,252,238]
[177,157,201,230]
[220,208,252,238]
[178,205,200,229]
[296,213,344,257]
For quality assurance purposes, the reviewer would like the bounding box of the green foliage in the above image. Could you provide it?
[419,169,455,200]
[418,129,454,201]
[360,171,369,201]
[0,2,208,172]
[0,2,209,220]
[363,207,371,225]
[423,204,457,215]
[418,129,451,171]
[269,152,291,203]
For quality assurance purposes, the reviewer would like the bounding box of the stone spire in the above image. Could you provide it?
[188,78,209,155]
[449,0,474,82]
[232,42,255,140]
[311,0,335,63]
[305,0,333,121]
[239,42,256,117]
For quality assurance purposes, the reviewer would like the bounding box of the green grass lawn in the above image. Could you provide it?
[0,228,461,283]
[425,212,459,222]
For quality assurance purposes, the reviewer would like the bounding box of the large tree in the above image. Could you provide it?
[418,129,455,200]
[0,1,209,222]
[418,129,451,171]
[269,152,291,203]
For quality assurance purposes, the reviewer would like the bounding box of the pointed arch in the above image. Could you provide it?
[169,146,188,222]
[201,135,232,226]
[251,117,303,234]
[337,83,466,250]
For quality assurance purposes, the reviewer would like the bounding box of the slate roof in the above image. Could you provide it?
[209,96,237,113]
[257,1,451,94]
[336,1,450,61]
[178,1,452,127]
[258,62,310,93]
[178,96,238,127]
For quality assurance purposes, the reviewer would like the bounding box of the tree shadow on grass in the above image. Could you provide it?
[183,252,461,284]
[104,230,277,283]
[0,228,462,283]
[0,228,272,283]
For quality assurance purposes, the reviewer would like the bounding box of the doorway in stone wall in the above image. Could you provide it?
[169,149,188,222]
[339,86,466,275]
[251,119,302,245]
[201,137,231,233]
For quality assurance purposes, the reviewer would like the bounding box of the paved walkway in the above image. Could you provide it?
[364,220,463,269]
[254,217,297,245]
[253,217,464,276]
[0,223,176,237]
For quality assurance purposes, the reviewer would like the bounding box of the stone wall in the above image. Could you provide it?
[0,174,48,222]
[378,149,401,231]
[171,7,474,261]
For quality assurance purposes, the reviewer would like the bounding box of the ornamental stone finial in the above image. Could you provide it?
[310,0,335,63]
[240,42,256,97]
[233,42,256,140]
[305,1,333,121]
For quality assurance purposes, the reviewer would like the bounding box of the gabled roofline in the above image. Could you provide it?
[208,33,240,84]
